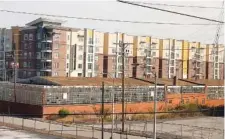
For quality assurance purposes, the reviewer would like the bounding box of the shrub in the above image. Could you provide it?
[58,108,70,118]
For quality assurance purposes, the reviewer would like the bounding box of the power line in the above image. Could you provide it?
[117,0,225,24]
[0,9,220,26]
[136,2,224,9]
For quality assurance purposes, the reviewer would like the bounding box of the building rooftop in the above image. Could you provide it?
[26,17,65,26]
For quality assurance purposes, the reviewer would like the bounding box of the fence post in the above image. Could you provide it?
[92,125,94,138]
[48,121,51,134]
[76,124,78,138]
[22,118,24,130]
[181,124,183,138]
[61,122,63,136]
[34,119,36,131]
[3,115,4,126]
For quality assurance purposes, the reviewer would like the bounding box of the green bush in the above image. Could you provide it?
[58,108,70,118]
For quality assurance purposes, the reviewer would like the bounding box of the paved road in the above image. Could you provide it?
[0,126,62,139]
[0,116,223,139]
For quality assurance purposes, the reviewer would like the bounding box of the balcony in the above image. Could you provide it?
[41,44,52,52]
[42,34,53,43]
[41,66,52,72]
[41,56,52,62]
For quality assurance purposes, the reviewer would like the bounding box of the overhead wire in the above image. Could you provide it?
[0,9,220,26]
[117,0,225,24]
[136,2,224,9]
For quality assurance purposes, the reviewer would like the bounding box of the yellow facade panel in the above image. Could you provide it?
[182,41,189,79]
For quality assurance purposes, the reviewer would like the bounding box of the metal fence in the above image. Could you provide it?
[0,82,224,105]
[0,113,223,139]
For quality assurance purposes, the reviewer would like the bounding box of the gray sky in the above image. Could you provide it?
[0,0,224,44]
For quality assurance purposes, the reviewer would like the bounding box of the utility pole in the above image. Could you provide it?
[101,81,105,139]
[114,38,132,133]
[153,72,157,139]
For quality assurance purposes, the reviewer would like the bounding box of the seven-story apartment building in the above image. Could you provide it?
[1,18,224,80]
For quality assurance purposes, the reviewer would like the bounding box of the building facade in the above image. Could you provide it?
[1,17,222,80]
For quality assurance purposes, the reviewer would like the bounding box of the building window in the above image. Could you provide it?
[53,63,59,68]
[78,64,82,69]
[95,47,99,53]
[67,54,69,59]
[78,55,83,60]
[36,52,41,59]
[88,54,93,62]
[152,51,156,57]
[28,62,31,68]
[29,52,32,58]
[66,63,69,68]
[112,48,116,53]
[112,57,116,62]
[88,72,92,77]
[28,43,32,49]
[23,71,26,76]
[88,38,93,44]
[88,46,94,53]
[23,62,27,67]
[169,100,172,103]
[79,45,83,51]
[29,34,33,40]
[24,34,28,40]
[53,72,58,76]
[28,72,32,76]
[37,33,41,40]
[78,73,82,77]
[68,35,70,40]
[88,63,92,70]
[37,43,41,49]
[78,37,83,42]
[24,52,27,58]
[54,53,59,58]
[170,67,174,74]
[54,34,60,41]
[24,43,28,49]
[54,44,59,49]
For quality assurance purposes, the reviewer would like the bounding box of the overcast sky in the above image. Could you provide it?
[0,0,224,44]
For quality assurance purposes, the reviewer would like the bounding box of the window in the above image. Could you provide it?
[112,57,116,62]
[28,43,32,49]
[53,72,58,76]
[88,54,93,62]
[28,62,31,68]
[95,47,99,53]
[78,55,83,60]
[95,56,98,61]
[37,33,41,40]
[67,54,69,59]
[78,64,82,69]
[118,56,122,63]
[95,37,99,44]
[78,73,82,77]
[88,72,92,77]
[54,63,59,68]
[68,35,70,40]
[37,43,41,49]
[170,67,174,73]
[66,63,69,68]
[88,38,93,44]
[29,52,32,58]
[112,48,116,53]
[54,53,59,58]
[176,53,179,58]
[24,52,27,58]
[23,71,26,76]
[79,46,83,51]
[215,63,218,68]
[54,34,60,41]
[23,62,27,67]
[125,58,129,63]
[29,34,33,40]
[78,37,83,42]
[24,34,28,40]
[28,72,32,76]
[54,44,59,49]
[24,43,28,49]
[88,63,92,70]
[169,100,172,103]
[152,51,156,57]
[88,46,93,53]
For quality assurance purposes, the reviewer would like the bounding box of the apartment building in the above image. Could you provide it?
[206,44,224,79]
[103,32,133,78]
[158,39,183,79]
[0,28,14,81]
[133,36,160,78]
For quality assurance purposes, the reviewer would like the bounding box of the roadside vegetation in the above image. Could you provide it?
[47,104,224,124]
